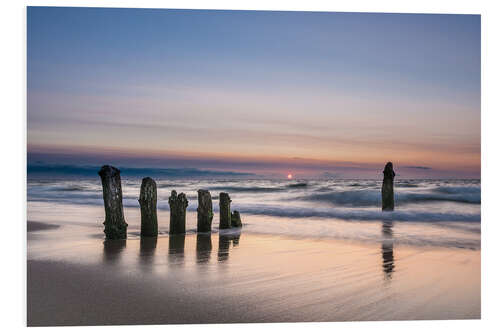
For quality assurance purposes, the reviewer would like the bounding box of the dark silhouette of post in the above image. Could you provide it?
[168,234,186,255]
[382,162,396,211]
[196,234,212,263]
[168,234,186,266]
[98,165,127,239]
[139,236,157,268]
[139,177,158,237]
[232,234,241,246]
[169,190,188,234]
[103,239,126,264]
[219,192,232,229]
[381,220,395,279]
[197,189,213,232]
[231,210,242,228]
[218,235,231,262]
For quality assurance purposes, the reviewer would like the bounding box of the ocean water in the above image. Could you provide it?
[27,177,481,250]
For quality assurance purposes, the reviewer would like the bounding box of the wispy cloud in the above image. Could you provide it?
[403,166,432,170]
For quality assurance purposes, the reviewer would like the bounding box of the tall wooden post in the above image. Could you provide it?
[98,165,127,239]
[382,162,396,211]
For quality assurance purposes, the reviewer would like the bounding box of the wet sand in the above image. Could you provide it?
[27,229,480,326]
[27,221,60,232]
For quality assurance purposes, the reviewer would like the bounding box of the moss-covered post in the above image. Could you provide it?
[98,165,127,239]
[231,210,242,228]
[139,177,158,237]
[168,190,188,234]
[382,162,396,211]
[219,192,232,229]
[197,189,213,232]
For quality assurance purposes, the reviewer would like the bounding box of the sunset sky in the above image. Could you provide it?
[27,7,480,178]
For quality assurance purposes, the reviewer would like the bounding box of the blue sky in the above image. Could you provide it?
[27,7,481,178]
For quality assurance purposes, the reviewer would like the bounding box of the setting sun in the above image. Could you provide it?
[287,173,293,179]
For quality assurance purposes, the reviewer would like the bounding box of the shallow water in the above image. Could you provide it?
[26,177,481,325]
[27,178,480,249]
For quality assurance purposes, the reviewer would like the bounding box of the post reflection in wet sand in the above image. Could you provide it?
[218,233,241,262]
[381,220,395,280]
[196,234,212,264]
[168,234,186,266]
[139,236,157,267]
[102,239,126,264]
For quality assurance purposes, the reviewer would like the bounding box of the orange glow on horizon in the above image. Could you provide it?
[287,173,293,179]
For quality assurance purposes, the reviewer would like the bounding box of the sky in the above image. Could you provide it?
[27,7,481,178]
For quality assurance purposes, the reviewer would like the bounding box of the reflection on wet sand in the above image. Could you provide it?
[101,233,242,267]
[196,234,212,264]
[102,239,126,264]
[168,234,186,266]
[218,234,241,262]
[139,237,157,267]
[382,220,395,279]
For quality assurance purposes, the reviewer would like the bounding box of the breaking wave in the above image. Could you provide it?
[28,179,480,224]
[227,204,480,223]
[303,186,480,206]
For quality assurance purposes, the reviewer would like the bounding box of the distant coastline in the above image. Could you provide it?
[27,164,256,179]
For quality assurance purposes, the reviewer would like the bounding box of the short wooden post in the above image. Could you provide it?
[197,189,213,232]
[231,210,242,228]
[139,177,158,237]
[219,192,232,229]
[168,190,188,234]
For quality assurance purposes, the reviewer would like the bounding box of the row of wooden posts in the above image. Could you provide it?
[98,165,242,240]
[98,161,396,240]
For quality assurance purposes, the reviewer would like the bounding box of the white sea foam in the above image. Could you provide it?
[27,177,481,249]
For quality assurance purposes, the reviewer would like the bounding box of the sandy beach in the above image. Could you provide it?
[24,7,483,328]
[27,220,480,326]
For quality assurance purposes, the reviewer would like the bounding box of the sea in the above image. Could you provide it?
[27,170,481,251]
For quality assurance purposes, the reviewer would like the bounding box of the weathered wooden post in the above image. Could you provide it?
[381,162,396,211]
[139,177,158,237]
[231,210,242,228]
[219,192,232,229]
[197,189,213,232]
[169,190,188,234]
[98,165,128,239]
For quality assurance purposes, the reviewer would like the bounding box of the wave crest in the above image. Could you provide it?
[302,186,480,206]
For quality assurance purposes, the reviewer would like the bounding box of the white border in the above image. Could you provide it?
[2,0,499,332]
